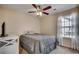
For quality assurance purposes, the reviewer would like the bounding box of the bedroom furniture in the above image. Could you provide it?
[0,35,19,54]
[19,34,57,54]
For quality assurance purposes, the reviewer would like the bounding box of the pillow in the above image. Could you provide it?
[24,31,34,35]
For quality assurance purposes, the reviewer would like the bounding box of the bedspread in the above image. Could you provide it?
[19,34,57,54]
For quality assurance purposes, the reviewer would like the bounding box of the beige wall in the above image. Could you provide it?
[0,6,78,36]
[40,7,79,36]
[40,15,58,35]
[0,7,40,35]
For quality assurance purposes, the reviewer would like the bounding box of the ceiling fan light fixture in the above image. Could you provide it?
[36,12,39,15]
[36,12,42,16]
[39,12,42,16]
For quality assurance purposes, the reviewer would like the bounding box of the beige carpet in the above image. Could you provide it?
[20,46,79,54]
[50,46,79,54]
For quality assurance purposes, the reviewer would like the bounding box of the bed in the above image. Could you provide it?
[19,34,57,54]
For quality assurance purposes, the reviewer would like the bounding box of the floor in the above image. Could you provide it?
[50,46,79,54]
[20,46,79,54]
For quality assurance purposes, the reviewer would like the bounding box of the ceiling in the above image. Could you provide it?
[1,4,78,16]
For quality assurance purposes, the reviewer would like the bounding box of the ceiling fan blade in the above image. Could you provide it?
[32,4,37,9]
[43,6,52,11]
[43,12,49,15]
[28,11,36,13]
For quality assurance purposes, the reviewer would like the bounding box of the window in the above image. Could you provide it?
[58,15,74,38]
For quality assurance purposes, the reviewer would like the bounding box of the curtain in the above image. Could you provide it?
[57,13,79,50]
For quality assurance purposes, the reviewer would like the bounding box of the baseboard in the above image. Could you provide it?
[58,45,79,52]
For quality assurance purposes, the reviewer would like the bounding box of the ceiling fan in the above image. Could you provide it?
[28,4,55,16]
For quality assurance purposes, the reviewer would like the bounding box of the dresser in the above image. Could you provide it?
[0,35,19,54]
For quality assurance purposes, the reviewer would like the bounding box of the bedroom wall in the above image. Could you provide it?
[40,7,78,36]
[0,5,78,36]
[40,15,58,36]
[0,7,40,35]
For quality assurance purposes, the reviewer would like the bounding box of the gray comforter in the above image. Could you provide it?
[19,34,57,54]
